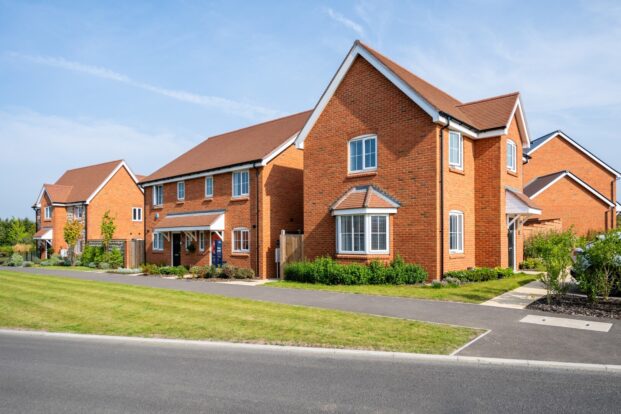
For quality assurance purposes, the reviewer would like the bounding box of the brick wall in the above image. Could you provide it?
[87,166,145,242]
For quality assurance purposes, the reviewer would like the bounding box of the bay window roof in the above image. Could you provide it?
[331,185,400,215]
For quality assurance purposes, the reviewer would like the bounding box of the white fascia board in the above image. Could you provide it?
[530,171,615,207]
[513,98,531,148]
[34,186,47,208]
[436,116,478,138]
[141,163,258,187]
[332,207,398,216]
[527,132,621,178]
[260,133,298,166]
[295,43,440,149]
[154,226,214,233]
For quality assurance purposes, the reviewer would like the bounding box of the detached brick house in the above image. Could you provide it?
[140,111,309,278]
[523,131,620,236]
[32,160,144,259]
[295,41,540,279]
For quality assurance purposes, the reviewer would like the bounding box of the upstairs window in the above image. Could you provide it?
[448,131,463,170]
[75,205,84,219]
[153,185,163,206]
[132,207,142,222]
[449,211,464,254]
[233,228,250,252]
[44,206,52,220]
[507,139,517,172]
[233,171,249,197]
[349,135,377,173]
[177,181,185,201]
[205,176,213,198]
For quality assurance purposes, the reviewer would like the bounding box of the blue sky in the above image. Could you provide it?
[1,0,620,218]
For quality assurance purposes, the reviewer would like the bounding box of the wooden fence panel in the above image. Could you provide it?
[278,231,304,279]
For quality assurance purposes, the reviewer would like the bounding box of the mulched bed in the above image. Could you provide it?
[527,294,621,320]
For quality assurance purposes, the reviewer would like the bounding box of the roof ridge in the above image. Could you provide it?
[458,92,519,107]
[206,110,312,142]
[61,159,123,175]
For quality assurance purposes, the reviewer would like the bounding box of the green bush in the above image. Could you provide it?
[443,267,513,282]
[80,245,101,266]
[158,266,187,277]
[22,261,33,267]
[102,248,123,269]
[7,253,24,267]
[234,267,255,279]
[573,230,621,302]
[141,263,160,275]
[519,257,545,271]
[221,263,237,279]
[98,262,110,270]
[284,256,427,285]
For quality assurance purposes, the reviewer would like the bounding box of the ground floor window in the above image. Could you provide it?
[336,214,389,254]
[199,231,205,251]
[233,228,250,253]
[185,232,194,251]
[153,233,164,251]
[449,211,464,253]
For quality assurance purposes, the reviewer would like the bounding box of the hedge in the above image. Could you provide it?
[284,256,427,285]
[443,267,514,282]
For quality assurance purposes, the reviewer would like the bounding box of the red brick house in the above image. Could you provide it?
[295,41,540,279]
[523,131,620,236]
[140,111,309,278]
[32,160,144,260]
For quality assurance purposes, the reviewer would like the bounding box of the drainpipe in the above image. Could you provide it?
[254,165,261,277]
[439,115,451,279]
[143,186,147,265]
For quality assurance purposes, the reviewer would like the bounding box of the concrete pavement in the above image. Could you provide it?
[2,266,620,364]
[1,331,620,413]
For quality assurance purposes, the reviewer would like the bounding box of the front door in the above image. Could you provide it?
[172,233,181,266]
[212,238,223,267]
[508,220,515,270]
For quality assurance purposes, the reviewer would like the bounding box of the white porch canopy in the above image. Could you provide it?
[33,228,53,241]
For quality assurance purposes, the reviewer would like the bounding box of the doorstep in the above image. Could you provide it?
[480,280,547,309]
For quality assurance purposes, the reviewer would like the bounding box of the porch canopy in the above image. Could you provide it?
[153,210,225,233]
[33,227,53,240]
[506,188,541,216]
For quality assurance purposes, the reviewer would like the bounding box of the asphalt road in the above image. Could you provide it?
[1,332,620,414]
[3,266,620,365]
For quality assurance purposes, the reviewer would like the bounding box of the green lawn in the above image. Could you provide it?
[0,271,481,354]
[265,274,538,304]
[33,265,99,272]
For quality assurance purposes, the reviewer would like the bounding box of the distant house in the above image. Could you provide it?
[139,111,309,278]
[32,160,144,260]
[524,131,620,236]
[295,40,539,279]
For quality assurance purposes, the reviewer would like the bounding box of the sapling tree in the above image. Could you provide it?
[63,219,83,265]
[100,211,116,252]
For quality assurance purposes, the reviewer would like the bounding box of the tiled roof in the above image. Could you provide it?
[523,171,566,198]
[43,160,123,203]
[33,227,53,240]
[358,41,519,131]
[506,188,540,210]
[331,185,400,211]
[141,110,312,183]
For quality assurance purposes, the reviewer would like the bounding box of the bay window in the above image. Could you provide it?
[336,214,389,254]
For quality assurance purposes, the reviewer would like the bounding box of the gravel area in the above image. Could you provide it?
[527,294,621,319]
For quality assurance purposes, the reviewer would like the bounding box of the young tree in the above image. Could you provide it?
[63,219,83,264]
[7,219,29,245]
[100,210,116,252]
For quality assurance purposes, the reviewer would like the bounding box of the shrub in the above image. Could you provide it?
[88,262,97,269]
[102,248,123,269]
[106,268,142,274]
[443,267,513,282]
[221,263,237,279]
[284,256,427,285]
[444,276,461,286]
[158,266,187,277]
[141,263,160,275]
[7,253,23,267]
[74,260,82,267]
[22,261,33,267]
[98,262,110,270]
[519,257,545,271]
[80,245,101,266]
[32,256,41,265]
[234,267,255,279]
[573,230,621,302]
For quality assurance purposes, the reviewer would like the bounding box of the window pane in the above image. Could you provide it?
[449,132,462,167]
[353,215,365,252]
[340,216,353,252]
[349,140,363,171]
[205,177,213,196]
[371,216,387,251]
[364,138,376,168]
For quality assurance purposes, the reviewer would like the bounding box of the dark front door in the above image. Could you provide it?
[172,233,181,266]
[508,220,515,270]
[212,238,222,267]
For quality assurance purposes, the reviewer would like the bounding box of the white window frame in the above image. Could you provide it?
[177,181,185,201]
[449,210,464,254]
[153,185,163,206]
[232,227,250,253]
[185,232,193,251]
[205,176,214,198]
[75,205,84,219]
[232,170,249,198]
[448,131,463,170]
[132,207,143,222]
[198,231,205,252]
[348,135,377,173]
[507,139,517,172]
[336,214,389,255]
[44,206,52,220]
[153,233,164,251]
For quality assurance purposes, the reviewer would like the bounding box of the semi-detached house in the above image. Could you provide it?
[295,40,540,280]
[139,111,309,278]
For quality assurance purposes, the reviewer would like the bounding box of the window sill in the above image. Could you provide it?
[449,167,465,175]
[152,250,164,254]
[506,169,518,177]
[175,200,185,205]
[346,171,378,179]
[152,205,164,210]
[231,252,250,257]
[231,197,249,201]
[203,197,213,201]
[336,253,390,259]
[449,253,465,259]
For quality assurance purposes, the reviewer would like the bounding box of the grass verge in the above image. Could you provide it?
[33,265,98,272]
[265,274,538,304]
[0,271,481,354]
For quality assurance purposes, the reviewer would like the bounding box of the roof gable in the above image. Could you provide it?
[524,170,615,207]
[295,40,530,149]
[526,131,621,178]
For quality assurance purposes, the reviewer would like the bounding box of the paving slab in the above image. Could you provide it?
[481,280,546,309]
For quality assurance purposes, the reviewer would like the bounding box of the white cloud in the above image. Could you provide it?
[324,7,364,36]
[0,109,198,218]
[6,52,281,120]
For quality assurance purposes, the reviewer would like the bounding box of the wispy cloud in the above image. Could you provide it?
[6,52,280,120]
[324,7,364,36]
